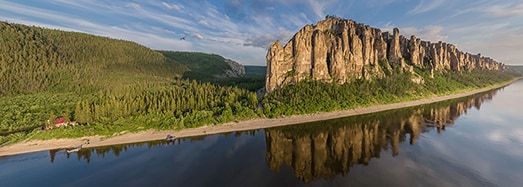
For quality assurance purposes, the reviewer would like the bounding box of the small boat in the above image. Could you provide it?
[66,144,82,153]
[166,135,176,142]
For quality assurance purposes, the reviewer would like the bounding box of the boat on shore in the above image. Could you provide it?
[66,145,82,153]
[166,135,176,142]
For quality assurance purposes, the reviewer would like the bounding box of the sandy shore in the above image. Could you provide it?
[0,78,520,157]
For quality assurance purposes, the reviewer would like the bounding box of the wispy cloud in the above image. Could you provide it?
[483,3,523,18]
[161,2,182,11]
[126,2,141,10]
[449,23,510,36]
[402,25,448,42]
[243,28,295,48]
[198,19,210,26]
[408,0,445,15]
[382,24,448,42]
[447,0,489,18]
[192,33,205,40]
[307,0,329,18]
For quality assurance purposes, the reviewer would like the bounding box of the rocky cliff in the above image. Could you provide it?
[224,58,246,77]
[266,17,505,92]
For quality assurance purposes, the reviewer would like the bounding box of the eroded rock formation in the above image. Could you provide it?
[266,18,505,92]
[224,59,245,77]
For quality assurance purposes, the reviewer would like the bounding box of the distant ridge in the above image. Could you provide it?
[159,51,245,81]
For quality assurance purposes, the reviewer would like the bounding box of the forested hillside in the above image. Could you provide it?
[262,66,518,117]
[0,22,262,144]
[0,22,188,95]
[244,66,266,76]
[508,66,523,75]
[159,51,235,81]
[160,51,265,91]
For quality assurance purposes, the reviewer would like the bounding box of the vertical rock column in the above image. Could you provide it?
[388,28,405,67]
[265,41,284,92]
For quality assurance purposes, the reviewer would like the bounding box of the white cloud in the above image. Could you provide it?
[126,2,142,10]
[198,19,209,26]
[408,0,445,15]
[446,23,523,65]
[192,33,205,40]
[401,25,448,42]
[382,24,448,42]
[161,2,182,11]
[243,28,294,48]
[305,0,337,19]
[50,0,105,13]
[483,3,523,18]
[308,0,327,18]
[447,0,489,18]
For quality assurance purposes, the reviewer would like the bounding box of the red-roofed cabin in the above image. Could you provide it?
[46,117,78,130]
[54,117,67,128]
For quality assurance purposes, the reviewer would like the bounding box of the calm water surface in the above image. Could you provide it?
[1,80,522,187]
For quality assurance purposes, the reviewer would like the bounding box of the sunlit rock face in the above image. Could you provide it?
[264,90,498,182]
[224,59,245,77]
[265,17,505,92]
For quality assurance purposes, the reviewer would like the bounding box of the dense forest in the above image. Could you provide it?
[160,51,265,91]
[0,22,262,144]
[262,64,519,117]
[0,21,186,96]
[0,21,520,145]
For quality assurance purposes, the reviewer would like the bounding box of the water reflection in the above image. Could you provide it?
[264,90,498,183]
[45,90,499,183]
[48,130,259,163]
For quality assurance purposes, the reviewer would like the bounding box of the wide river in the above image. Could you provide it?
[1,80,522,187]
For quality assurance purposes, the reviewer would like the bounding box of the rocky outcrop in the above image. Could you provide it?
[266,18,505,92]
[224,59,245,77]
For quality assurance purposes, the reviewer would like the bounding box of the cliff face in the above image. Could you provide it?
[224,59,245,77]
[266,18,505,92]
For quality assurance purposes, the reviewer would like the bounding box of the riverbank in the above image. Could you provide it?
[1,78,520,157]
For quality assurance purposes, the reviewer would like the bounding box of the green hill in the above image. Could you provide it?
[0,22,261,143]
[0,22,189,95]
[159,51,234,81]
[245,66,266,76]
[160,51,266,91]
[508,65,523,75]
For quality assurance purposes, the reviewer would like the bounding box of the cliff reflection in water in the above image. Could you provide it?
[46,89,498,183]
[264,90,498,183]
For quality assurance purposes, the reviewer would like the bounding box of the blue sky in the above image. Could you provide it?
[1,0,522,66]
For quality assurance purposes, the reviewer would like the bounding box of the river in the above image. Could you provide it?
[1,80,522,187]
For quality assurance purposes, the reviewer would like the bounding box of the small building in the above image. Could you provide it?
[54,117,67,128]
[46,117,75,130]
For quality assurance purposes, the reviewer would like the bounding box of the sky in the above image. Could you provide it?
[0,0,522,66]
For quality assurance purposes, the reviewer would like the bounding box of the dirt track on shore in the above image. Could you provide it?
[0,78,520,157]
